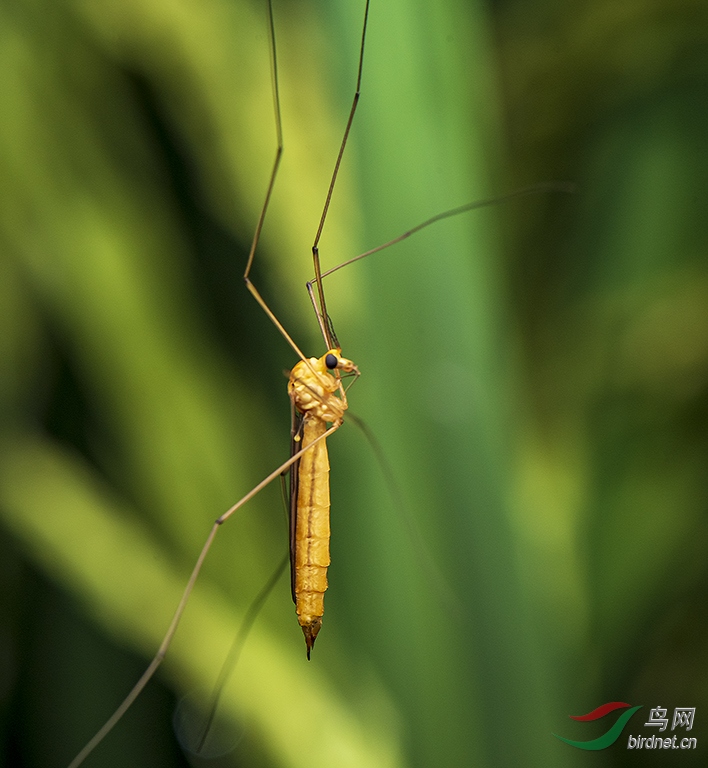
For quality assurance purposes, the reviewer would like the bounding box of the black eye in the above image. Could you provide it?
[325,353,338,369]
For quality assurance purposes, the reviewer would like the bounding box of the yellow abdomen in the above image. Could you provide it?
[294,417,330,657]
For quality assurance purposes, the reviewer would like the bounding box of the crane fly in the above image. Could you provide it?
[64,0,370,763]
[240,0,371,659]
[0,3,568,765]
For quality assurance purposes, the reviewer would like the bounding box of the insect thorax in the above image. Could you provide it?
[288,350,357,425]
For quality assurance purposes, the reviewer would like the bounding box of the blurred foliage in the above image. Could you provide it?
[0,0,706,767]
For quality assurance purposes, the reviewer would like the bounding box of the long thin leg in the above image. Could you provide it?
[314,181,576,283]
[310,0,371,349]
[193,551,289,755]
[242,1,373,360]
[241,0,308,363]
[67,422,341,768]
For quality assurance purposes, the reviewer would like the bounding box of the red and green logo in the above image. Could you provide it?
[553,702,643,750]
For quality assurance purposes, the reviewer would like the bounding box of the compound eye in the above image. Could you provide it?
[325,353,338,370]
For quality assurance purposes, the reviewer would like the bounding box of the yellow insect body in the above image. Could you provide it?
[288,349,357,657]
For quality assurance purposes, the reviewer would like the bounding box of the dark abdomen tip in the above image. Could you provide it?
[301,617,322,660]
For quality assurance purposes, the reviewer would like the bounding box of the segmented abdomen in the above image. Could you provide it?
[293,416,330,657]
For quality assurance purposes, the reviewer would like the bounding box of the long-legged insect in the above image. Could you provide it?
[0,1,548,759]
[62,0,373,762]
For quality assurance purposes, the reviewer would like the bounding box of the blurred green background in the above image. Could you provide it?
[1,0,707,766]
